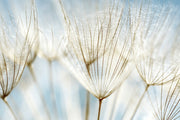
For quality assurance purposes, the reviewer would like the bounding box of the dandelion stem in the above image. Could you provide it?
[85,91,90,120]
[130,85,149,120]
[97,99,103,120]
[9,96,24,120]
[2,98,18,120]
[28,64,51,120]
[48,61,59,119]
[109,88,121,120]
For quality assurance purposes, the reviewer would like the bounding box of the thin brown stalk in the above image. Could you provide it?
[130,85,149,120]
[97,99,103,120]
[85,91,90,120]
[2,98,17,120]
[28,64,51,120]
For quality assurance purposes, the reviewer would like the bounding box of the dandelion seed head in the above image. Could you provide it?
[37,30,66,61]
[63,3,134,99]
[148,79,180,120]
[132,2,178,86]
[0,9,33,99]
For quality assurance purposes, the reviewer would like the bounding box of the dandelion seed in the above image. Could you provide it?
[148,77,180,120]
[64,5,133,100]
[0,3,37,119]
[129,1,179,119]
[59,0,134,119]
[0,18,32,120]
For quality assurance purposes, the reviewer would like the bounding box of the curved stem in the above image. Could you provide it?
[28,64,51,120]
[130,85,149,120]
[97,99,103,120]
[85,91,90,120]
[2,98,18,120]
[48,61,59,119]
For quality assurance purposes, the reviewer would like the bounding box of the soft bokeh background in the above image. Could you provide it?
[0,0,179,120]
